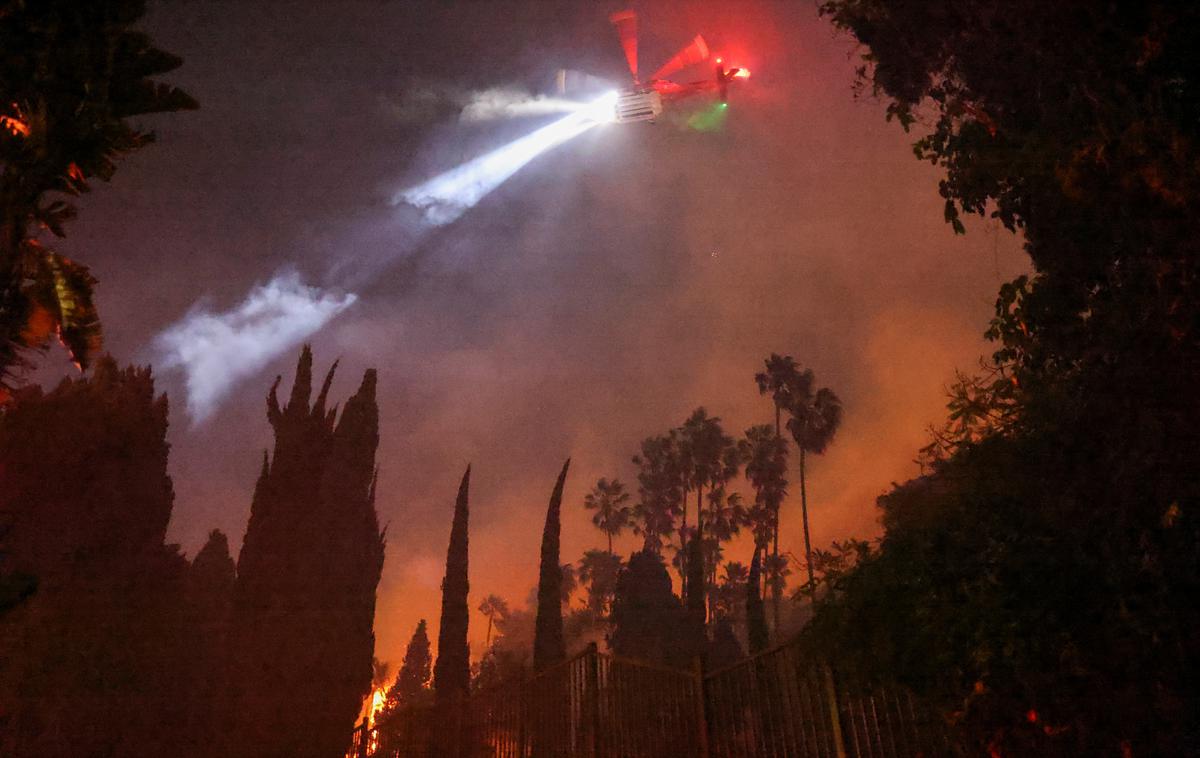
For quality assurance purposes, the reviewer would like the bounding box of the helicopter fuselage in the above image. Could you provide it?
[613,87,664,123]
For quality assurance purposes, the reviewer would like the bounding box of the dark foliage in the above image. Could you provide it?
[180,529,236,754]
[577,549,623,617]
[0,0,196,390]
[810,2,1200,753]
[228,347,385,757]
[630,432,684,553]
[434,465,472,704]
[380,620,432,719]
[707,617,745,672]
[534,459,571,672]
[609,549,691,670]
[0,358,189,756]
[583,477,631,555]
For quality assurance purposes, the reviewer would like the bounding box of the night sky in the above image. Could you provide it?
[40,1,1026,666]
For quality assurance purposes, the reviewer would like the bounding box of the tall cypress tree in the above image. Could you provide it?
[434,466,471,704]
[229,347,384,758]
[534,460,570,672]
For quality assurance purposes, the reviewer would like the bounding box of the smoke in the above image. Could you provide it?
[459,88,583,122]
[156,92,613,421]
[155,272,356,422]
[397,91,616,225]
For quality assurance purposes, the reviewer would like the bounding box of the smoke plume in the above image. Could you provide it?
[459,88,583,122]
[155,272,356,422]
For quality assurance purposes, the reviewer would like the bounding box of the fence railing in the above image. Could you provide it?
[352,637,947,758]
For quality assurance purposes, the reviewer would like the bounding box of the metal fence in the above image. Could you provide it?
[705,640,947,758]
[352,637,947,758]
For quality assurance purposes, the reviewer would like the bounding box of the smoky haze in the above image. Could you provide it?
[49,0,1027,666]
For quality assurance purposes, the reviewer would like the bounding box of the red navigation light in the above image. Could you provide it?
[715,57,723,64]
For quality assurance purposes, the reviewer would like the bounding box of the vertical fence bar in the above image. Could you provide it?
[692,656,710,758]
[824,665,848,758]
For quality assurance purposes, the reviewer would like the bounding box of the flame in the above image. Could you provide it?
[368,687,386,724]
[1,114,29,137]
[734,68,751,79]
[361,687,387,755]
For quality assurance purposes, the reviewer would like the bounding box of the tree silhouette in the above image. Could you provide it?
[583,478,632,555]
[708,618,745,671]
[806,5,1200,750]
[610,549,691,670]
[387,619,433,711]
[434,466,472,705]
[475,598,535,688]
[746,545,769,655]
[534,460,570,672]
[478,595,509,650]
[694,486,749,618]
[677,408,740,595]
[376,620,432,758]
[755,354,800,439]
[577,549,623,616]
[754,356,803,632]
[182,529,235,755]
[713,561,749,627]
[0,358,187,756]
[559,562,577,607]
[630,432,685,553]
[684,506,708,665]
[228,347,384,758]
[784,370,842,599]
[740,424,788,547]
[740,423,788,631]
[0,1,196,391]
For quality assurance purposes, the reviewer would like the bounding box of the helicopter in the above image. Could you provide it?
[558,9,750,124]
[607,10,749,123]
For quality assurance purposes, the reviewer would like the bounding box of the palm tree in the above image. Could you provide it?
[0,2,197,392]
[702,487,750,616]
[583,478,632,555]
[478,595,509,649]
[740,423,788,629]
[784,374,843,601]
[630,433,685,553]
[577,550,623,616]
[754,357,799,632]
[755,354,801,437]
[677,408,740,595]
[559,563,577,608]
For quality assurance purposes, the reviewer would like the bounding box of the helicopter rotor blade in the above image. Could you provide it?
[649,35,709,82]
[556,68,613,95]
[609,10,639,83]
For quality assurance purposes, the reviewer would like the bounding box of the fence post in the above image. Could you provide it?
[586,642,601,758]
[823,665,848,758]
[692,656,710,758]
